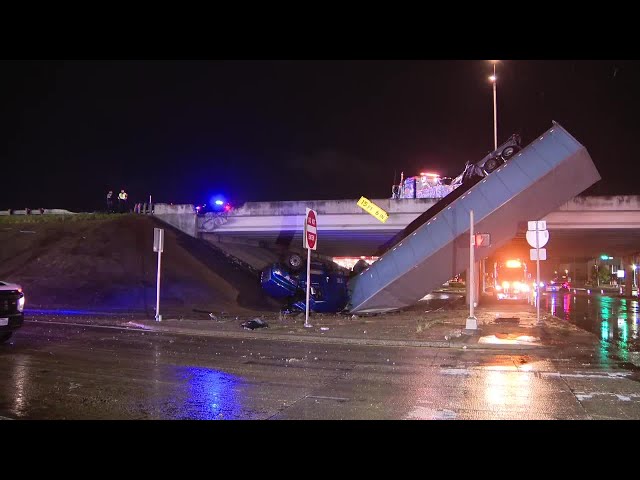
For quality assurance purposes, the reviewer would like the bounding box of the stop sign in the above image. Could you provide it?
[305,208,317,250]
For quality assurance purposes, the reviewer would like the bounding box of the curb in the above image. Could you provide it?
[135,324,551,350]
[26,318,549,351]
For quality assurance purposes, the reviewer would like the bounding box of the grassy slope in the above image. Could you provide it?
[0,214,279,317]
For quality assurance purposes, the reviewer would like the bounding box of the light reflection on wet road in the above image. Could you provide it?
[1,319,640,419]
[540,291,640,364]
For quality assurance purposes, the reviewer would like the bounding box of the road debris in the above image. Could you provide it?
[241,318,269,330]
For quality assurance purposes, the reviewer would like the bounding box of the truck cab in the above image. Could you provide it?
[491,259,531,301]
[260,257,350,313]
[452,134,522,187]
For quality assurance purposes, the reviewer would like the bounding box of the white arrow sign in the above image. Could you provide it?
[526,229,549,249]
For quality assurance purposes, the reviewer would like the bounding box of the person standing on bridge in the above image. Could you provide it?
[106,190,114,213]
[118,189,128,213]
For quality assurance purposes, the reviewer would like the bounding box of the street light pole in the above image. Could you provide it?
[466,209,478,330]
[489,61,498,150]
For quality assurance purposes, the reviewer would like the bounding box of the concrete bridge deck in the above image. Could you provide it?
[153,195,640,261]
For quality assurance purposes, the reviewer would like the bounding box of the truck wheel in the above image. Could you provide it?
[0,332,12,344]
[285,253,303,272]
[501,145,519,160]
[483,156,501,173]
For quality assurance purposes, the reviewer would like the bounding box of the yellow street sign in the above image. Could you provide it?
[357,196,389,223]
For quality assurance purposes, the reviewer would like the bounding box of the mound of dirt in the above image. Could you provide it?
[0,215,280,317]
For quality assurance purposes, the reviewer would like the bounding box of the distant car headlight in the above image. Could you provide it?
[18,294,25,312]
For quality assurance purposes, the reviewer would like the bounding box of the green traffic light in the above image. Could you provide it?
[600,254,609,260]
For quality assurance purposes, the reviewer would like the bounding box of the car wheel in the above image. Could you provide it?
[285,253,303,272]
[0,332,12,344]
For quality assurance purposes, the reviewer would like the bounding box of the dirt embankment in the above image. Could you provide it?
[0,215,280,317]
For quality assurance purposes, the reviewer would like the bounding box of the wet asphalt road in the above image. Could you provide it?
[540,291,640,363]
[2,320,640,419]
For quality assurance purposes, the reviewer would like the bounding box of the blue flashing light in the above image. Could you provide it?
[209,194,228,210]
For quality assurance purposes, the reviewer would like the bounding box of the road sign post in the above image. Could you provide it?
[536,224,541,325]
[153,228,164,322]
[303,208,317,328]
[527,221,548,326]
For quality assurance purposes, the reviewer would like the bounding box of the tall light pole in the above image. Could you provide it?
[489,61,498,150]
[479,61,499,299]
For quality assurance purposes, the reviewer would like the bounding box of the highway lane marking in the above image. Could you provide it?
[540,371,631,379]
[307,395,350,402]
[25,320,151,331]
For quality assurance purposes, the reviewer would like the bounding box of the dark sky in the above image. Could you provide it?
[1,60,638,212]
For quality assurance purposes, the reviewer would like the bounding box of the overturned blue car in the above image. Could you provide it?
[260,254,350,313]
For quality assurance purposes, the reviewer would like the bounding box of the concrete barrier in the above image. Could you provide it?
[153,203,197,237]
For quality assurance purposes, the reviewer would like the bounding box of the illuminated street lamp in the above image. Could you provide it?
[488,60,499,150]
[633,264,637,288]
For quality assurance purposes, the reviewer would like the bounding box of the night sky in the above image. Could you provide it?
[1,60,639,212]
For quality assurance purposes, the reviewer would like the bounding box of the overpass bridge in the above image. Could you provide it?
[153,194,640,278]
[174,194,640,263]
